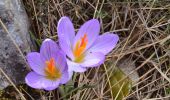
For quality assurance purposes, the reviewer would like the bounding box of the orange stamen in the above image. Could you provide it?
[45,58,61,80]
[46,58,55,73]
[80,34,87,47]
[73,34,88,58]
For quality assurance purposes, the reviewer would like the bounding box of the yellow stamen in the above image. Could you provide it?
[45,58,61,80]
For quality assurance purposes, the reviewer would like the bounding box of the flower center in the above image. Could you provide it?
[45,58,61,80]
[73,34,88,62]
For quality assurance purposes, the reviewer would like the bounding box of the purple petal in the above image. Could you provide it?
[80,52,105,67]
[25,72,43,89]
[54,50,67,72]
[68,71,73,80]
[73,19,100,51]
[40,39,60,62]
[42,79,60,91]
[60,70,70,84]
[67,59,87,72]
[53,50,70,84]
[57,17,75,59]
[88,33,119,55]
[25,72,60,91]
[27,52,45,75]
[57,17,75,46]
[59,38,74,60]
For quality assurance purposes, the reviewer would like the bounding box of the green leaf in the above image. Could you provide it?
[108,67,132,100]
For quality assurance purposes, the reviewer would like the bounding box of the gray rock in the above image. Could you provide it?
[0,0,31,89]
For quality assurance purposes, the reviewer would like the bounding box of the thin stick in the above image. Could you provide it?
[93,0,99,18]
[31,0,41,38]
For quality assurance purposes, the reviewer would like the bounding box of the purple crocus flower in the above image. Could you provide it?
[25,39,69,91]
[57,17,119,73]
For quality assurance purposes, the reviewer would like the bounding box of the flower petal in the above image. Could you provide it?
[88,33,119,55]
[74,19,100,50]
[80,52,105,67]
[59,38,74,60]
[25,72,60,91]
[40,39,60,62]
[54,50,70,84]
[42,79,60,91]
[25,72,43,89]
[60,70,70,84]
[57,17,75,59]
[68,71,73,80]
[57,16,75,46]
[54,50,67,72]
[27,52,45,75]
[67,59,87,72]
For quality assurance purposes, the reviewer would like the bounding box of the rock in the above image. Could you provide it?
[0,0,31,89]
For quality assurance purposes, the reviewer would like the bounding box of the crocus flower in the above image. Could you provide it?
[57,17,119,73]
[25,39,69,91]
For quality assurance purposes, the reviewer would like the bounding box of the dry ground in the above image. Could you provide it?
[1,0,170,100]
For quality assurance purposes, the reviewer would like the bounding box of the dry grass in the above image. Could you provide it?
[1,0,170,99]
